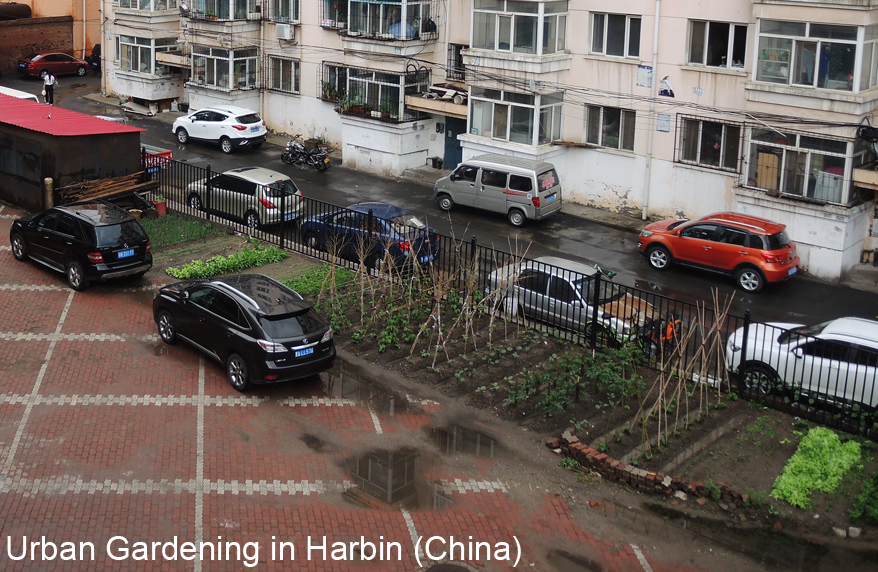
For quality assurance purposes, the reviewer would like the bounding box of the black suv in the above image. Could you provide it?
[152,274,336,391]
[10,201,152,290]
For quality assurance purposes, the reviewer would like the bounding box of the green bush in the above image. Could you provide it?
[166,242,288,279]
[770,426,861,510]
[851,471,878,524]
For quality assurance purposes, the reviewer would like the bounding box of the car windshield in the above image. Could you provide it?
[259,308,325,339]
[767,230,791,250]
[266,180,299,198]
[778,320,830,344]
[26,53,41,61]
[94,221,146,247]
[668,219,689,231]
[574,276,625,304]
[236,113,261,124]
[389,213,427,231]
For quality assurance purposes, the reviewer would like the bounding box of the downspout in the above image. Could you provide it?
[100,0,106,95]
[259,6,265,123]
[641,0,661,221]
[83,0,88,59]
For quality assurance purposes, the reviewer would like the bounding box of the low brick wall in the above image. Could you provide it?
[549,436,749,508]
[0,16,74,74]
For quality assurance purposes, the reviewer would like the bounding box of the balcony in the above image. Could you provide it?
[462,48,571,76]
[752,0,878,7]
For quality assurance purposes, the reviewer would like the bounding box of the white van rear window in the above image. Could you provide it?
[538,170,558,190]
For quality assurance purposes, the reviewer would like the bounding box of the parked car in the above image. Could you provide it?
[185,166,304,230]
[9,201,152,290]
[17,51,88,78]
[299,202,441,270]
[153,274,336,391]
[637,212,799,293]
[87,44,101,72]
[726,317,878,409]
[172,105,267,153]
[433,154,563,227]
[487,256,657,342]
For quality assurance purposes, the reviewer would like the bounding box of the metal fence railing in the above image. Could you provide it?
[143,156,878,438]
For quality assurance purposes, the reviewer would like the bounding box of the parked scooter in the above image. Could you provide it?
[281,134,331,172]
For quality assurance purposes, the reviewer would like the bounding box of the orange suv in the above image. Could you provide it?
[637,212,799,293]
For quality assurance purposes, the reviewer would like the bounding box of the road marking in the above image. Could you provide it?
[0,394,363,407]
[0,476,351,496]
[369,409,383,434]
[630,544,654,572]
[0,332,160,342]
[1,290,74,475]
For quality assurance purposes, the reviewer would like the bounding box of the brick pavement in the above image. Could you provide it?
[0,203,703,571]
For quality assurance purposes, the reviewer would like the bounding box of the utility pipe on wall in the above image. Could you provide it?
[83,0,87,59]
[641,0,661,221]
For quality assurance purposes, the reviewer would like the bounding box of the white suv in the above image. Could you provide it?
[726,317,878,409]
[172,105,267,154]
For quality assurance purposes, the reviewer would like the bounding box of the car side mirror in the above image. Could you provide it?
[792,347,803,359]
[182,291,190,300]
[450,173,458,181]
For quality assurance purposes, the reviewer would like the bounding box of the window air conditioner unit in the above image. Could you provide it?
[276,23,293,41]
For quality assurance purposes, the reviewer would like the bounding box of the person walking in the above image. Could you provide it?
[43,72,58,105]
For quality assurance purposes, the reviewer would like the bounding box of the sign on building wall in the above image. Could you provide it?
[636,65,652,89]
[657,114,671,133]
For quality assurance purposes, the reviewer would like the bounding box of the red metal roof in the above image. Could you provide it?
[0,94,144,136]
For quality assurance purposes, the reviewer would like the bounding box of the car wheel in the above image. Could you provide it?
[176,128,189,144]
[736,267,765,293]
[156,309,177,344]
[66,261,89,291]
[740,363,778,396]
[11,233,28,261]
[39,70,48,79]
[244,211,260,230]
[366,254,384,272]
[76,66,86,76]
[437,194,453,211]
[220,137,233,154]
[647,246,671,271]
[507,208,525,227]
[188,194,203,211]
[303,231,320,249]
[227,353,251,392]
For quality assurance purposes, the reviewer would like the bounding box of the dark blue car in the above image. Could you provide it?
[299,202,440,270]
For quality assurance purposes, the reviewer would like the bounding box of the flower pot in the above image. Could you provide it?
[153,200,167,216]
[128,209,142,220]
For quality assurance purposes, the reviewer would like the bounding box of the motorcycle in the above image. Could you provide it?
[281,134,331,172]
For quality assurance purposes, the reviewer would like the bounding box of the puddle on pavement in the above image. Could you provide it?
[322,363,415,414]
[645,503,878,571]
[634,279,663,293]
[300,433,325,451]
[342,447,453,512]
[428,425,505,458]
[547,550,603,572]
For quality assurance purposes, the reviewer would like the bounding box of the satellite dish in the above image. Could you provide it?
[179,2,190,17]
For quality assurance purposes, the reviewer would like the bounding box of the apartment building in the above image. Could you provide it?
[102,0,878,280]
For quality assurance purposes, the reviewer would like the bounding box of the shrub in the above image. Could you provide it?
[851,471,878,524]
[166,242,288,279]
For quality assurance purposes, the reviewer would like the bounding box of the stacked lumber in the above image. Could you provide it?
[57,172,158,211]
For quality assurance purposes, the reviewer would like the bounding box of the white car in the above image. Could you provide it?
[172,105,267,154]
[726,317,878,409]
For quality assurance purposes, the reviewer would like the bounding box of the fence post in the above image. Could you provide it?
[470,235,477,292]
[205,164,212,213]
[741,309,751,370]
[591,270,601,348]
[141,147,146,171]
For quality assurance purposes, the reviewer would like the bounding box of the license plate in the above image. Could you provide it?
[419,255,432,264]
[284,213,296,221]
[546,194,556,203]
[295,347,314,358]
[250,126,260,132]
[117,249,134,258]
[19,63,25,67]
[788,267,797,276]
[324,158,330,164]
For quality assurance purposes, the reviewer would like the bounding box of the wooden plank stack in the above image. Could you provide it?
[57,172,158,211]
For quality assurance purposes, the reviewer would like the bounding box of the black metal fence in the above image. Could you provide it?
[143,155,877,437]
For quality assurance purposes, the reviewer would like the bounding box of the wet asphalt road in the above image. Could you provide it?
[40,74,878,327]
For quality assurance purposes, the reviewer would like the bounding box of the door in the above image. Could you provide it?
[547,276,584,331]
[674,223,719,267]
[209,111,230,141]
[324,210,359,259]
[793,340,853,402]
[30,212,60,264]
[205,174,234,216]
[516,269,550,321]
[849,345,878,408]
[48,214,87,268]
[711,225,751,271]
[190,110,213,140]
[443,117,466,170]
[183,287,229,359]
[446,165,478,206]
[478,169,509,213]
[227,176,258,222]
[56,54,76,74]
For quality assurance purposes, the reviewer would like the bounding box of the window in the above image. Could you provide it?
[678,117,742,171]
[118,0,178,10]
[321,63,430,122]
[470,88,563,145]
[680,224,717,241]
[585,105,635,151]
[717,226,747,246]
[472,0,567,56]
[756,20,868,92]
[349,0,437,40]
[592,13,640,58]
[192,46,257,90]
[688,21,747,69]
[321,0,348,28]
[508,174,532,192]
[746,128,851,204]
[519,269,549,294]
[270,0,299,22]
[481,169,508,187]
[117,36,177,75]
[447,43,466,81]
[549,277,577,303]
[452,165,478,182]
[269,58,299,93]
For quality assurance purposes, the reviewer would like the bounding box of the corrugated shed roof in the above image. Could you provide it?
[0,94,144,136]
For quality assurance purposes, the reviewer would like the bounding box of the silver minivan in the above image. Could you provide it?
[432,154,562,226]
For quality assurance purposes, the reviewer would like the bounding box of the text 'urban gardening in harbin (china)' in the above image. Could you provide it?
[6,534,523,567]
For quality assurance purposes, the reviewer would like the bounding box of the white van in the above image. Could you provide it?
[432,154,563,226]
[0,86,41,103]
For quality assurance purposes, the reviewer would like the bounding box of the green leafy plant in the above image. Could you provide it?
[139,213,224,250]
[744,488,768,508]
[166,242,288,279]
[283,264,355,297]
[704,480,722,502]
[771,427,861,510]
[559,457,581,470]
[851,471,878,524]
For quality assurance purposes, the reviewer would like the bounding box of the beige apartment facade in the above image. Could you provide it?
[101,0,878,280]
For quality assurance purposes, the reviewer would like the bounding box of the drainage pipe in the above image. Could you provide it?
[641,0,661,221]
